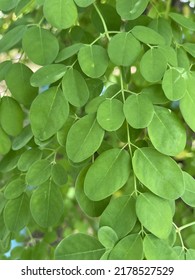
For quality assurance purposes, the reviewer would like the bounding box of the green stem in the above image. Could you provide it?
[93,3,110,40]
[165,0,172,19]
[173,223,186,250]
[179,221,195,232]
[26,227,36,246]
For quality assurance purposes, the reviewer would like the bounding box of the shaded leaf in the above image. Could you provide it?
[55,233,105,260]
[84,149,131,201]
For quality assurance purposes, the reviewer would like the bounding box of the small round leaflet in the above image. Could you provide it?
[84,148,131,201]
[136,193,172,239]
[123,94,154,129]
[43,0,77,30]
[78,45,109,78]
[22,27,59,65]
[66,114,104,163]
[62,68,89,107]
[148,106,186,156]
[5,63,37,106]
[97,99,125,131]
[116,0,149,20]
[108,32,141,66]
[162,68,186,101]
[132,147,185,199]
[140,48,167,82]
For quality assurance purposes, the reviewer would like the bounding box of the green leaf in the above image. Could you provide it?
[148,106,186,156]
[12,125,33,150]
[169,12,195,31]
[177,47,190,69]
[181,172,195,207]
[131,26,165,45]
[55,233,105,260]
[62,68,89,107]
[22,27,59,65]
[136,193,172,239]
[74,0,95,7]
[84,148,131,201]
[108,32,141,66]
[30,87,69,141]
[116,0,149,20]
[66,114,104,163]
[97,99,125,131]
[57,117,75,147]
[51,163,68,186]
[140,48,167,83]
[3,193,29,232]
[98,226,118,249]
[109,234,143,260]
[85,96,105,114]
[123,94,154,129]
[162,68,186,101]
[0,193,6,215]
[0,127,11,155]
[55,43,83,63]
[17,148,42,172]
[144,235,179,260]
[0,61,12,82]
[186,249,195,260]
[141,85,168,104]
[30,64,67,87]
[132,147,184,199]
[5,63,38,106]
[0,96,24,136]
[180,75,195,131]
[0,0,20,11]
[30,181,64,228]
[43,0,77,29]
[0,25,27,53]
[75,166,110,217]
[183,43,195,58]
[0,150,20,173]
[4,178,26,200]
[99,196,137,239]
[78,45,109,78]
[159,46,178,67]
[148,18,173,46]
[26,159,52,186]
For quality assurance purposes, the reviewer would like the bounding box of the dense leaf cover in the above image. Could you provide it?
[0,0,195,260]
